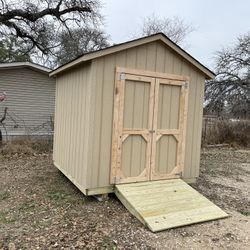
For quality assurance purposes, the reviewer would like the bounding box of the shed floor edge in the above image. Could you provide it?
[53,161,197,196]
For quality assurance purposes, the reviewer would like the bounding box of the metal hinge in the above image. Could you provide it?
[175,171,183,177]
[113,176,121,184]
[183,82,189,89]
[119,73,126,80]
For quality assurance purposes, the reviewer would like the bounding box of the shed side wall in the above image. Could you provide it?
[87,41,205,189]
[53,64,91,191]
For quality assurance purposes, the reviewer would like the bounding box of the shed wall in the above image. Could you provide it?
[53,64,92,193]
[87,41,205,189]
[0,68,55,138]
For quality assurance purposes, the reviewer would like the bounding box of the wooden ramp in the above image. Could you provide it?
[115,179,228,232]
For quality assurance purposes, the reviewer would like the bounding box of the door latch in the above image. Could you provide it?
[149,130,155,133]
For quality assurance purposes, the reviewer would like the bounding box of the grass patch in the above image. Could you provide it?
[18,200,37,211]
[98,236,117,250]
[0,191,10,200]
[45,189,85,206]
[46,190,71,202]
[45,174,85,206]
[0,212,16,224]
[239,210,250,216]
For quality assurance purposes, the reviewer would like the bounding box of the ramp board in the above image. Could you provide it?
[115,179,228,232]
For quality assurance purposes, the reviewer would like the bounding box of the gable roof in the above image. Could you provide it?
[50,33,215,79]
[0,62,51,74]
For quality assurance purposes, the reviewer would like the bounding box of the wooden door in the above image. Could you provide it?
[150,79,189,180]
[111,69,155,184]
[111,67,189,184]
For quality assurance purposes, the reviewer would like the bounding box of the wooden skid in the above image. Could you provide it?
[115,179,228,232]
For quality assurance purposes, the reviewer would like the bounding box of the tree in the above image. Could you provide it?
[205,32,250,118]
[0,37,31,62]
[0,0,102,65]
[139,14,194,45]
[56,27,109,65]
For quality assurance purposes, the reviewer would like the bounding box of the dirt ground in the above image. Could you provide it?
[0,148,249,249]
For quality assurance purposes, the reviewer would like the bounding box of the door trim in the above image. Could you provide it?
[116,67,190,82]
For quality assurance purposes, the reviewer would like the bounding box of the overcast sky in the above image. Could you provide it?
[101,0,250,69]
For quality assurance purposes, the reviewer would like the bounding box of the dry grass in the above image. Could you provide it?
[202,120,250,147]
[0,138,53,157]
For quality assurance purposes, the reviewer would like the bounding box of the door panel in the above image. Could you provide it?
[121,135,147,177]
[155,135,177,175]
[151,79,188,180]
[111,72,155,184]
[123,80,150,128]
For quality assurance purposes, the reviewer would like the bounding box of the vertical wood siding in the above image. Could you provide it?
[0,68,55,137]
[87,41,205,188]
[53,64,91,191]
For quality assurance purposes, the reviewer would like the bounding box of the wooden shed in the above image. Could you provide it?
[50,33,215,195]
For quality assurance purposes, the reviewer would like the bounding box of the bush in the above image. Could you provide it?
[202,119,250,147]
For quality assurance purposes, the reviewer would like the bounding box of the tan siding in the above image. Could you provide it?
[0,68,55,137]
[184,68,199,178]
[87,52,127,188]
[99,55,117,186]
[53,64,91,190]
[146,43,157,71]
[194,74,205,177]
[88,57,105,187]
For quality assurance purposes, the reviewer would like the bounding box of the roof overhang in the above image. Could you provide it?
[0,62,51,74]
[50,33,215,80]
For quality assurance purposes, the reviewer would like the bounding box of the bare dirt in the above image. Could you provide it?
[0,148,249,249]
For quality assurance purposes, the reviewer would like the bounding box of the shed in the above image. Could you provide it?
[0,62,55,139]
[50,33,215,196]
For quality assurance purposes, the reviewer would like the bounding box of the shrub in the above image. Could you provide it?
[202,119,250,147]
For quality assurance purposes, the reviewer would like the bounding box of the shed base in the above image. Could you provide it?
[85,178,196,196]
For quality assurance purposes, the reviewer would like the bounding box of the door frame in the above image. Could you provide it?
[111,67,190,184]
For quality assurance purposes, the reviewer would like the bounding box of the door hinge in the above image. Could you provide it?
[119,73,126,80]
[175,171,183,177]
[183,82,189,89]
[113,176,121,184]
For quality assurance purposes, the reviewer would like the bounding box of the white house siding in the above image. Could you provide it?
[0,67,55,138]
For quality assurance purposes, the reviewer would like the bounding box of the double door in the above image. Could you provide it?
[111,67,189,184]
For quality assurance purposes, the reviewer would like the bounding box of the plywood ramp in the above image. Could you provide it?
[115,179,228,232]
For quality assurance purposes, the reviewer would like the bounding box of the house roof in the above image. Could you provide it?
[0,62,51,74]
[50,33,215,79]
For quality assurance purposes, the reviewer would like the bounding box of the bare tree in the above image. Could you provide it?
[205,32,250,118]
[0,0,102,65]
[56,27,109,65]
[140,14,194,45]
[0,37,31,62]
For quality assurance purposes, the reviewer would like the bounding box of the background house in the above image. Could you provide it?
[0,62,55,140]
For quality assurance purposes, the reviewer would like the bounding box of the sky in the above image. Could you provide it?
[101,0,250,69]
